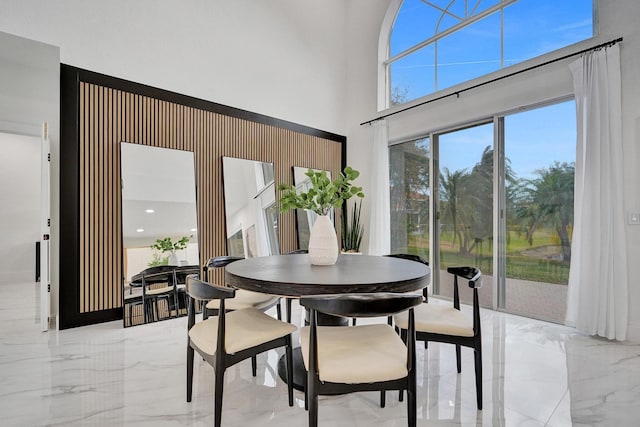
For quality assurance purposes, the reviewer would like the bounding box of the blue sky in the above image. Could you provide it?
[438,100,576,179]
[392,0,591,179]
[391,0,593,103]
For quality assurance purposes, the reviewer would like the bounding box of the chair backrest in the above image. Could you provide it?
[385,253,428,265]
[186,276,236,331]
[186,276,235,302]
[300,293,422,319]
[202,256,244,282]
[447,266,481,288]
[285,249,308,255]
[446,266,482,335]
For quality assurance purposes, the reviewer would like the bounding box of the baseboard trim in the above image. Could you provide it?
[626,321,640,343]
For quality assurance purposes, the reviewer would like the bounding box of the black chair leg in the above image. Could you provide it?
[214,367,224,427]
[408,380,417,427]
[308,377,318,427]
[380,390,386,408]
[286,298,292,323]
[251,355,257,377]
[286,339,294,406]
[474,347,483,410]
[456,344,462,373]
[186,345,194,402]
[277,300,282,320]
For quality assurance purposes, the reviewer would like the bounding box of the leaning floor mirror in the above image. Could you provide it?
[120,142,199,327]
[222,157,280,258]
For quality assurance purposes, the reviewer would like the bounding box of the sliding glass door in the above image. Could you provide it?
[501,101,575,321]
[435,122,494,307]
[389,137,430,260]
[389,100,575,323]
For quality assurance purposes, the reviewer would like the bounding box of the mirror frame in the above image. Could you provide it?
[222,156,280,259]
[120,142,200,327]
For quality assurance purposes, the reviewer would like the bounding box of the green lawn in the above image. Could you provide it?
[406,230,569,285]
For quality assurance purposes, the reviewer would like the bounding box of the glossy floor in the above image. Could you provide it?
[2,281,639,426]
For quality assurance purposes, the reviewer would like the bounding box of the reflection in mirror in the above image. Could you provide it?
[121,142,199,327]
[222,157,279,257]
[292,167,332,250]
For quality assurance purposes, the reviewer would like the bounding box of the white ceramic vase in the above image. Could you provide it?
[308,214,339,266]
[168,251,180,266]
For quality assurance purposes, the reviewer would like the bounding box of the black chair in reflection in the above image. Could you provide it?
[395,266,483,410]
[300,292,423,427]
[129,265,200,324]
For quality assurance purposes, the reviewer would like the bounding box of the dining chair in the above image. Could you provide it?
[202,256,283,318]
[300,292,423,427]
[139,266,180,323]
[376,253,429,408]
[394,266,483,410]
[173,265,200,316]
[185,275,296,427]
[353,254,428,327]
[123,282,144,327]
[202,256,284,375]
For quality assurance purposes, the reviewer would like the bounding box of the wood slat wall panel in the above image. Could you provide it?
[78,82,342,313]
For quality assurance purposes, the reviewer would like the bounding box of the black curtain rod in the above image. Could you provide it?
[360,36,623,126]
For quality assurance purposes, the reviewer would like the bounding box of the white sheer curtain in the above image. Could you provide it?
[566,44,628,340]
[368,119,391,256]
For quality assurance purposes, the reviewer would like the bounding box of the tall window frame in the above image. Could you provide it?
[381,0,595,108]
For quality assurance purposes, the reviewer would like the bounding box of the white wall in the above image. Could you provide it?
[343,0,393,253]
[344,0,640,341]
[0,133,40,283]
[0,0,348,135]
[0,31,59,322]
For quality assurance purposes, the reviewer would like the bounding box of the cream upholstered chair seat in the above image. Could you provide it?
[300,293,423,427]
[394,266,484,410]
[300,324,408,384]
[190,307,296,356]
[145,284,173,296]
[394,303,474,337]
[205,289,280,312]
[185,276,295,427]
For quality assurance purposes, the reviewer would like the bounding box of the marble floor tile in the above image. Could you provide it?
[1,280,639,426]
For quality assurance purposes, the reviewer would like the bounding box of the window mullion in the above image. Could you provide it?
[385,0,518,66]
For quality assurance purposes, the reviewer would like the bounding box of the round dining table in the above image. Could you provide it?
[225,253,430,390]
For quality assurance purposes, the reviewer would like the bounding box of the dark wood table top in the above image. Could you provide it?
[224,254,430,297]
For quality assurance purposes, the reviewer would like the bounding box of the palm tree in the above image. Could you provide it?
[440,167,468,249]
[517,162,575,263]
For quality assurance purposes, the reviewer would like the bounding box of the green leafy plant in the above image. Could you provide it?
[341,200,364,253]
[150,235,192,253]
[147,252,169,267]
[278,166,364,216]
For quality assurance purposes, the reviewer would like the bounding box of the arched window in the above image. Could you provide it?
[384,0,594,107]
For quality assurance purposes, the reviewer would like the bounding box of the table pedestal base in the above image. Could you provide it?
[278,347,306,391]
